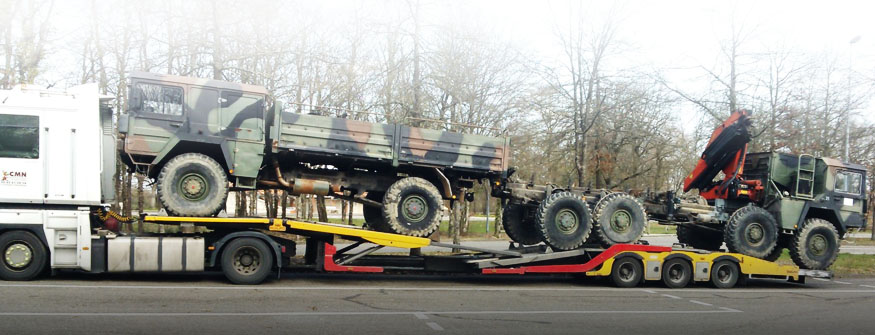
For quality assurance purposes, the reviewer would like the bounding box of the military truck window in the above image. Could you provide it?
[0,114,39,159]
[834,170,862,195]
[136,83,183,116]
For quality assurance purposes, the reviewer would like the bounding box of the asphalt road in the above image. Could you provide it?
[2,273,875,335]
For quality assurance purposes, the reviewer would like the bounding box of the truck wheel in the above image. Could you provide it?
[502,204,542,245]
[662,258,692,288]
[677,225,723,250]
[762,236,788,262]
[591,193,647,247]
[724,206,778,259]
[363,192,389,232]
[611,257,643,288]
[789,218,839,270]
[382,177,442,237]
[0,231,48,281]
[710,260,740,288]
[157,153,229,217]
[536,192,592,251]
[221,237,274,285]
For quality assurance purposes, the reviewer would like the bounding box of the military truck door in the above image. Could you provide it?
[219,91,265,179]
[124,82,185,156]
[833,169,865,225]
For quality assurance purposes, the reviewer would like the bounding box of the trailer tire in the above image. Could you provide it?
[536,192,592,251]
[591,193,647,247]
[157,153,229,217]
[677,225,723,250]
[382,177,442,237]
[611,257,643,288]
[0,231,48,281]
[710,260,740,288]
[662,258,692,288]
[789,218,839,270]
[221,237,274,285]
[502,204,542,245]
[363,192,389,232]
[724,205,778,259]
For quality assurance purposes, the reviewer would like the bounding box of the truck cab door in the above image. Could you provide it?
[833,169,865,226]
[219,91,265,179]
[0,114,43,203]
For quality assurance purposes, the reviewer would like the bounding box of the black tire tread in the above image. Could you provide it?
[535,191,592,250]
[789,218,839,270]
[724,205,778,259]
[591,192,648,247]
[382,177,442,237]
[156,153,229,217]
[502,204,542,245]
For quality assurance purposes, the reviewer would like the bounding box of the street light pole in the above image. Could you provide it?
[845,35,860,163]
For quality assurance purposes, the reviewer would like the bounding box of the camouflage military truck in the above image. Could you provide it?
[119,72,509,238]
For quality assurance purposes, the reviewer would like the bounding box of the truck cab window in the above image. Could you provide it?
[136,83,183,116]
[0,114,39,159]
[835,171,862,195]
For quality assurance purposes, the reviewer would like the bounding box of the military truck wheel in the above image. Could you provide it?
[536,192,592,251]
[502,204,542,245]
[789,218,839,270]
[363,192,389,232]
[0,231,48,281]
[157,153,229,217]
[724,205,778,259]
[677,225,723,250]
[591,193,647,247]
[382,177,442,237]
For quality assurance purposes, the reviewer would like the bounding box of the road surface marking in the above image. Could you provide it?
[832,280,852,285]
[860,285,875,289]
[641,289,657,294]
[812,278,831,282]
[414,312,429,320]
[688,300,712,307]
[426,322,444,331]
[0,310,744,317]
[719,307,742,313]
[661,294,681,299]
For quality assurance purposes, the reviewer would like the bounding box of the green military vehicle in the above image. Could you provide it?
[119,72,510,237]
[643,111,868,270]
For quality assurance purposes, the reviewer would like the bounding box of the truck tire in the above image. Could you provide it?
[677,225,723,250]
[662,258,692,289]
[382,177,442,237]
[611,257,643,288]
[789,218,839,270]
[591,193,647,247]
[363,192,389,232]
[0,231,48,281]
[157,153,229,217]
[221,237,274,285]
[724,205,778,259]
[710,260,740,288]
[762,236,789,262]
[502,204,542,245]
[536,192,592,251]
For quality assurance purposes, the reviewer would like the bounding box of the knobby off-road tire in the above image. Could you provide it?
[789,218,840,270]
[221,237,274,285]
[0,231,48,281]
[761,236,789,262]
[382,177,443,237]
[157,153,229,217]
[591,193,647,247]
[724,205,778,259]
[362,192,389,232]
[676,225,724,250]
[502,204,542,245]
[536,192,592,251]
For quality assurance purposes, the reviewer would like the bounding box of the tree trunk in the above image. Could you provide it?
[136,173,144,233]
[281,190,288,219]
[316,195,328,222]
[493,199,503,238]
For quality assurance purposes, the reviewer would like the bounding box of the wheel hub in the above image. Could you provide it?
[556,209,579,234]
[4,243,32,269]
[401,195,428,223]
[668,265,683,281]
[716,266,731,283]
[809,234,828,256]
[618,263,634,280]
[233,247,261,274]
[745,223,765,245]
[609,209,632,233]
[179,173,208,201]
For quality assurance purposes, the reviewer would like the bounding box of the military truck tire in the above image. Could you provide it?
[382,177,442,237]
[157,153,229,217]
[363,192,389,232]
[677,225,723,250]
[591,193,647,247]
[724,205,778,259]
[536,192,592,251]
[502,204,542,245]
[0,231,48,281]
[789,218,839,270]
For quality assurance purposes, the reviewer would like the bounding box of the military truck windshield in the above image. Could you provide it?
[0,114,39,159]
[137,83,183,115]
[835,170,862,195]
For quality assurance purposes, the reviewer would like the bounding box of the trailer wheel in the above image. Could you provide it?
[611,257,643,288]
[662,258,692,288]
[502,204,542,245]
[710,260,740,288]
[789,218,839,270]
[677,225,723,250]
[536,192,592,250]
[0,231,48,281]
[591,193,647,247]
[362,192,389,232]
[382,177,442,237]
[221,237,274,285]
[157,153,229,217]
[724,205,778,259]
